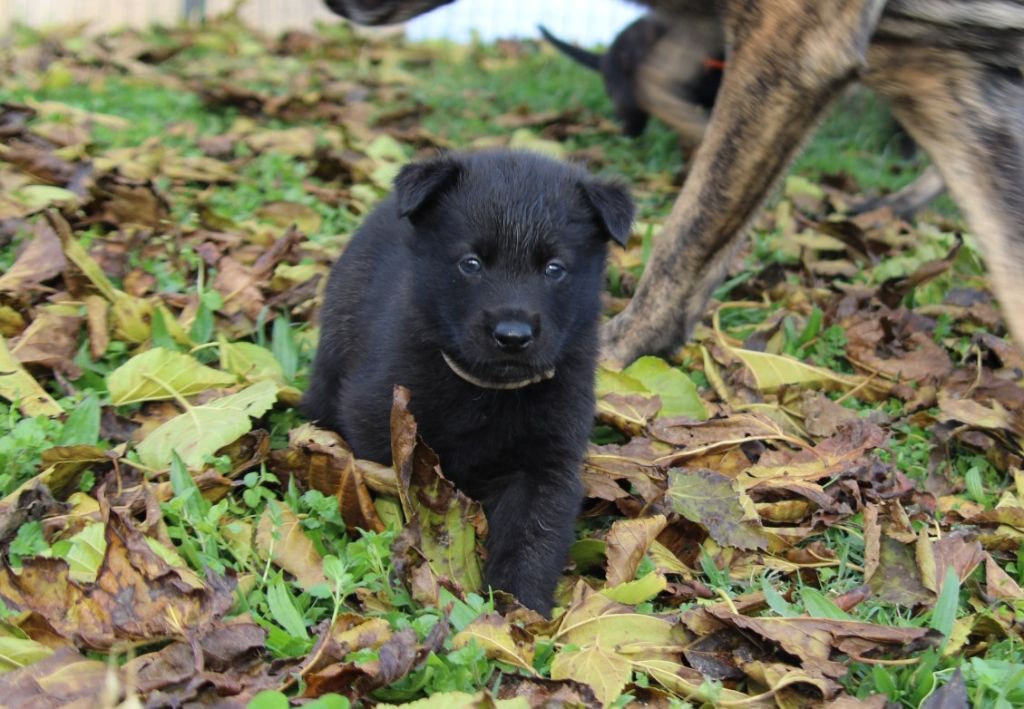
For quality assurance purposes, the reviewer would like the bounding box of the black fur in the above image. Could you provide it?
[302,150,634,615]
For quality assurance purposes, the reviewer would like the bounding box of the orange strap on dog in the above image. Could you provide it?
[703,57,726,70]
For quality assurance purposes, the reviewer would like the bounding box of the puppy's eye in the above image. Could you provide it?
[544,260,567,281]
[458,255,482,276]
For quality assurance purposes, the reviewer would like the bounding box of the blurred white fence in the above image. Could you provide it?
[0,0,643,45]
[405,0,643,44]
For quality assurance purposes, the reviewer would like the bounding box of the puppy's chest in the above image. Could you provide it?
[413,388,573,476]
[418,391,542,446]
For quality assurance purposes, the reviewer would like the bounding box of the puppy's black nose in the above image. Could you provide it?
[493,320,533,352]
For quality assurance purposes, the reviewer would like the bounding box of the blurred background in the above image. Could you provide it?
[0,0,646,45]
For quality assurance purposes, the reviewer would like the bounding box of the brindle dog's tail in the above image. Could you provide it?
[538,26,601,71]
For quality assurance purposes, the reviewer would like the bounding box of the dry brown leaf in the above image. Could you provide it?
[704,607,941,677]
[255,499,327,591]
[9,306,82,379]
[0,509,232,649]
[0,220,67,292]
[985,553,1024,600]
[844,311,952,383]
[84,294,109,359]
[604,515,667,587]
[799,391,861,438]
[122,620,268,694]
[0,646,119,708]
[650,412,792,454]
[595,392,661,437]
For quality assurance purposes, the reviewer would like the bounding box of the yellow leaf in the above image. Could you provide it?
[135,380,278,469]
[600,572,667,605]
[647,540,694,576]
[0,636,54,672]
[107,347,236,406]
[452,613,536,674]
[553,594,677,648]
[0,335,62,417]
[728,347,863,393]
[219,338,285,384]
[550,643,630,706]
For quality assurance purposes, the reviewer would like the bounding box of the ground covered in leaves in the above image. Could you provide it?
[0,12,1022,709]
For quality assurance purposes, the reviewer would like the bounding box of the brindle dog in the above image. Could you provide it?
[540,13,724,145]
[539,11,944,219]
[324,0,1024,365]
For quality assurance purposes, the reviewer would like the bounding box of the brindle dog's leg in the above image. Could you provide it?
[601,0,887,365]
[865,44,1024,344]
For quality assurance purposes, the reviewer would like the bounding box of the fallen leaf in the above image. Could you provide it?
[600,571,667,605]
[0,220,66,292]
[255,500,327,591]
[10,306,82,379]
[921,667,967,709]
[50,210,152,343]
[122,620,270,698]
[937,393,1022,437]
[595,392,660,437]
[550,643,630,706]
[495,676,598,708]
[650,412,794,455]
[219,338,286,384]
[0,635,54,673]
[0,509,233,649]
[452,613,536,674]
[255,201,322,233]
[337,453,386,534]
[877,235,962,309]
[106,347,236,405]
[985,553,1024,600]
[600,356,707,420]
[0,647,117,707]
[844,311,952,383]
[135,379,278,469]
[799,391,861,437]
[604,514,667,587]
[547,588,690,704]
[83,174,170,227]
[666,469,770,551]
[0,334,62,416]
[391,386,484,596]
[268,423,400,499]
[84,295,109,359]
[728,346,865,393]
[704,607,941,677]
[868,536,933,606]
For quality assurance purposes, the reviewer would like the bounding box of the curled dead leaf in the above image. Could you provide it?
[0,509,233,649]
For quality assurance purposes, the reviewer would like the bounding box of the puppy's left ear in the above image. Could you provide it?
[580,179,634,246]
[394,156,461,219]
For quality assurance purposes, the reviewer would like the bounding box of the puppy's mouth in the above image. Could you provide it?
[442,351,555,390]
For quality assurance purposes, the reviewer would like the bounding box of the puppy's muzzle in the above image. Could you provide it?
[493,320,533,352]
[323,0,453,25]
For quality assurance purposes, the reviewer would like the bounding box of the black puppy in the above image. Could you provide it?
[303,150,633,615]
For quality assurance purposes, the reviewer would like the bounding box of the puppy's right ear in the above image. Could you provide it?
[394,157,461,219]
[580,179,635,247]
